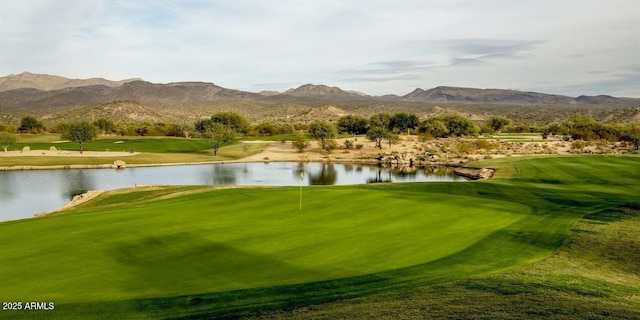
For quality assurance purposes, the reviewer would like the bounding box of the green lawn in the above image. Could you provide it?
[0,156,637,319]
[250,205,640,320]
[0,135,266,166]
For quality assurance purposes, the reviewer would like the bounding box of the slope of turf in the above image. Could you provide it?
[247,205,640,320]
[0,156,637,319]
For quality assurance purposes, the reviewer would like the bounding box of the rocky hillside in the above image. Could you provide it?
[0,80,260,110]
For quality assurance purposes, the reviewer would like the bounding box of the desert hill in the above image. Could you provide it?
[0,72,141,92]
[2,72,639,109]
[1,72,639,126]
[284,84,367,98]
[404,86,575,105]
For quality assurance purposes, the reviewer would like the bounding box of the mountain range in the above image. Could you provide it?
[2,72,639,109]
[0,72,638,125]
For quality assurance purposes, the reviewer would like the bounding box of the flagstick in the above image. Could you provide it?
[299,171,304,211]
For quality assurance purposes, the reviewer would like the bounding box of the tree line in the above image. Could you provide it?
[1,111,638,154]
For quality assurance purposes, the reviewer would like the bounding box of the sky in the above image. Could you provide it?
[1,0,638,97]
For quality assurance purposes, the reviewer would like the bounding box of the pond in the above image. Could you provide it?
[0,162,466,221]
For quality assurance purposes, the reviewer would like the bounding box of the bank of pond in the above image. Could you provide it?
[0,162,466,221]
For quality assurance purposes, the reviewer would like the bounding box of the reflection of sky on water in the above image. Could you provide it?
[0,162,465,221]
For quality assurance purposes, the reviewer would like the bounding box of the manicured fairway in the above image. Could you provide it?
[0,156,637,319]
[0,136,266,167]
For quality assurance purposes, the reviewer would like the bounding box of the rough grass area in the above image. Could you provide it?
[0,156,637,319]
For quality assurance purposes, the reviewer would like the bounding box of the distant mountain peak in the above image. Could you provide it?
[285,84,365,99]
[288,84,341,95]
[0,72,142,92]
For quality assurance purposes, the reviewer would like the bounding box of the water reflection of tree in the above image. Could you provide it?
[308,164,337,185]
[422,166,454,177]
[0,172,18,199]
[390,166,419,178]
[62,170,95,200]
[207,164,237,185]
[367,168,391,184]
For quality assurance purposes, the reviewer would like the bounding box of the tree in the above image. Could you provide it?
[389,112,419,134]
[62,122,97,154]
[486,116,511,133]
[93,118,116,135]
[337,115,369,135]
[0,132,17,153]
[437,114,479,137]
[255,122,279,136]
[366,126,389,149]
[207,122,236,156]
[211,112,250,136]
[194,118,215,136]
[308,120,336,149]
[369,113,392,130]
[418,118,449,138]
[18,116,44,134]
[623,124,640,150]
[564,113,601,141]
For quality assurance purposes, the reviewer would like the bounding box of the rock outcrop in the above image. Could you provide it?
[453,167,495,180]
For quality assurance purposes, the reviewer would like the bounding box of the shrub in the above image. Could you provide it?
[344,139,354,149]
[324,139,338,152]
[473,139,497,151]
[571,140,586,151]
[292,136,310,153]
[455,141,475,155]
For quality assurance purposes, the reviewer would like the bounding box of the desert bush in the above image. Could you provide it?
[455,141,475,155]
[418,133,434,142]
[292,136,310,153]
[571,140,586,151]
[473,139,497,151]
[486,116,511,133]
[343,139,354,149]
[0,124,16,133]
[324,139,339,152]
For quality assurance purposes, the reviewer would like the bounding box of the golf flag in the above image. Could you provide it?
[299,172,304,180]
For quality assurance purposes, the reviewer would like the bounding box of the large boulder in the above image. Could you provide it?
[113,160,126,169]
[454,167,495,180]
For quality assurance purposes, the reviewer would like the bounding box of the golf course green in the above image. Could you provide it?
[0,155,638,319]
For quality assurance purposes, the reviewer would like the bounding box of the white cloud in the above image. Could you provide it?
[0,0,638,97]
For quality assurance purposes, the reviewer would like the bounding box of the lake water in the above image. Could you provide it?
[0,162,465,221]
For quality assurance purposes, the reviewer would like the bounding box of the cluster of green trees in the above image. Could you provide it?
[334,113,482,149]
[0,116,191,137]
[1,111,638,154]
[542,113,640,149]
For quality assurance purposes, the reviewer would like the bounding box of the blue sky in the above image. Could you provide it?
[1,0,638,97]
